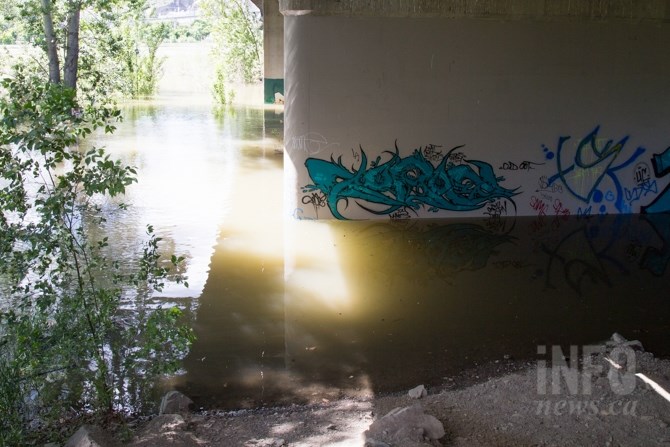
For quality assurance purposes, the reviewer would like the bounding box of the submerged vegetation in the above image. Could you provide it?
[0,1,195,444]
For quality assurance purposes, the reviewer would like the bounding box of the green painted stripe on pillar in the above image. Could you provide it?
[264,78,285,104]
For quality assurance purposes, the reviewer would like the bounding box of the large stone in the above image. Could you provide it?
[365,404,445,446]
[65,425,118,447]
[608,333,645,352]
[408,385,427,399]
[130,414,201,447]
[244,438,286,447]
[159,390,194,415]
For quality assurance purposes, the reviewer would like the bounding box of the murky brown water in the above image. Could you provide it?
[100,98,670,411]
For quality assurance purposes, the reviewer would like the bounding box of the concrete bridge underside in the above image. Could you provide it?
[272,0,670,220]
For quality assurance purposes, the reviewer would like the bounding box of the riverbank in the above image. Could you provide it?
[68,333,670,447]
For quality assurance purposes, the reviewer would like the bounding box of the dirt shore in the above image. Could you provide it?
[118,334,670,447]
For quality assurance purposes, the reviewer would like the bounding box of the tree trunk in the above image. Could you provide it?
[41,0,60,84]
[63,4,81,91]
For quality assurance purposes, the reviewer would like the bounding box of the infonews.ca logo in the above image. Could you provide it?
[535,344,638,417]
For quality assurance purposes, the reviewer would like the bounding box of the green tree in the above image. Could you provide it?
[0,61,194,445]
[203,0,262,105]
[0,3,192,443]
[118,21,169,98]
[2,0,164,98]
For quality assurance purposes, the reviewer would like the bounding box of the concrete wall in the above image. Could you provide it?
[264,0,285,104]
[283,5,670,220]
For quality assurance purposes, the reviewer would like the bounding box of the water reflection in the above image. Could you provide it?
[177,212,670,409]
[96,98,278,299]
[99,101,669,411]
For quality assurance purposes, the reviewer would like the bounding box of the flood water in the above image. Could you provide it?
[97,96,670,412]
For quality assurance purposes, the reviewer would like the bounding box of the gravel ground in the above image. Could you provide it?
[123,335,670,447]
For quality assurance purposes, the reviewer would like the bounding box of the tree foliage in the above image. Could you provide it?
[117,21,169,98]
[0,7,193,445]
[203,0,262,105]
[1,0,167,98]
[0,61,194,446]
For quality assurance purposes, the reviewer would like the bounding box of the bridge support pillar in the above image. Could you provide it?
[264,0,284,104]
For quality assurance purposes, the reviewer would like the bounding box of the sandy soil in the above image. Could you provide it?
[124,335,670,447]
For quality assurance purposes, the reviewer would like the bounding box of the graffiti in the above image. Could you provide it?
[447,150,466,165]
[301,192,327,218]
[421,222,517,276]
[530,196,549,217]
[530,196,570,231]
[353,219,517,284]
[625,181,658,204]
[640,213,670,275]
[634,162,651,184]
[484,199,513,232]
[485,200,508,218]
[351,147,361,163]
[553,199,570,219]
[292,208,315,220]
[537,175,563,194]
[287,132,340,156]
[641,147,670,214]
[492,260,531,269]
[622,161,657,205]
[499,160,544,171]
[422,143,444,162]
[541,225,611,295]
[390,208,412,220]
[544,126,645,213]
[577,206,593,217]
[303,142,519,220]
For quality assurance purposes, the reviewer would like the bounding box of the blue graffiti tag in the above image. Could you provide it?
[546,126,645,213]
[302,142,519,220]
[642,146,670,214]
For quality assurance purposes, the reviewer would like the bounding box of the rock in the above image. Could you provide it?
[138,414,186,433]
[608,333,644,351]
[365,404,445,446]
[65,425,118,447]
[243,438,286,447]
[364,439,391,447]
[131,414,202,447]
[159,390,193,415]
[611,332,628,344]
[408,384,427,399]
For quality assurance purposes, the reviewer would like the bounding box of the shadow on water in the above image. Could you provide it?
[175,209,670,410]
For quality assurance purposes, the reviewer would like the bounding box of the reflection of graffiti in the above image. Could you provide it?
[641,147,670,214]
[541,226,611,295]
[303,142,519,220]
[544,126,645,213]
[354,219,517,284]
[640,213,670,276]
[424,222,516,274]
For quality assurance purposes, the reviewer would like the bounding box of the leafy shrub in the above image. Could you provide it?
[0,65,194,445]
